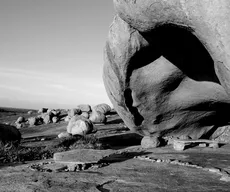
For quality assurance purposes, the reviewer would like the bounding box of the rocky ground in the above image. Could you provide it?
[0,107,230,192]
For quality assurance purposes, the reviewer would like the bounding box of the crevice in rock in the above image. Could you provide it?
[124,88,144,126]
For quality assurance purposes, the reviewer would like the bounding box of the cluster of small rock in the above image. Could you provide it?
[60,162,109,172]
[64,103,111,124]
[135,156,230,182]
[0,103,112,144]
[28,161,109,173]
[14,103,112,131]
[15,108,62,128]
[58,103,112,138]
[29,162,53,172]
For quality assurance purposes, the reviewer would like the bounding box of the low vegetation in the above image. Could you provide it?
[0,135,109,163]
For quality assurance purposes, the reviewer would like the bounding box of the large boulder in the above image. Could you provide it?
[0,124,21,144]
[67,116,94,136]
[103,0,230,141]
[93,103,111,115]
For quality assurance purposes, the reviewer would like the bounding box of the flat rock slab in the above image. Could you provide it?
[53,149,114,164]
[173,139,219,151]
[1,146,230,191]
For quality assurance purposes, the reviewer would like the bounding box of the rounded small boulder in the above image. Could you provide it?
[93,103,111,115]
[141,136,161,149]
[76,104,91,113]
[89,111,107,124]
[67,116,94,136]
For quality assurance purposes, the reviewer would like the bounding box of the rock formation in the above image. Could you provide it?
[103,0,230,141]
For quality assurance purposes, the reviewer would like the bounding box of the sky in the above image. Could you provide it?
[0,0,115,109]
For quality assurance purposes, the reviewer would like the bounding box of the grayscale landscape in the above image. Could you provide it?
[1,0,230,191]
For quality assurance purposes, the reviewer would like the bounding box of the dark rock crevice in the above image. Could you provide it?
[124,88,144,126]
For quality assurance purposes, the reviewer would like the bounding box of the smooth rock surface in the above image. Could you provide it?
[93,103,111,114]
[53,149,114,164]
[89,111,107,124]
[141,136,160,149]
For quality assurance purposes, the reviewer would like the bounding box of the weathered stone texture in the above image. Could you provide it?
[103,0,230,140]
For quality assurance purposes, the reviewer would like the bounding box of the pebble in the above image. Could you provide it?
[199,143,207,147]
[220,176,230,182]
[208,168,221,174]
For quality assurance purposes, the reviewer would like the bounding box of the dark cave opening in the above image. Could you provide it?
[141,24,220,83]
[125,24,222,127]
